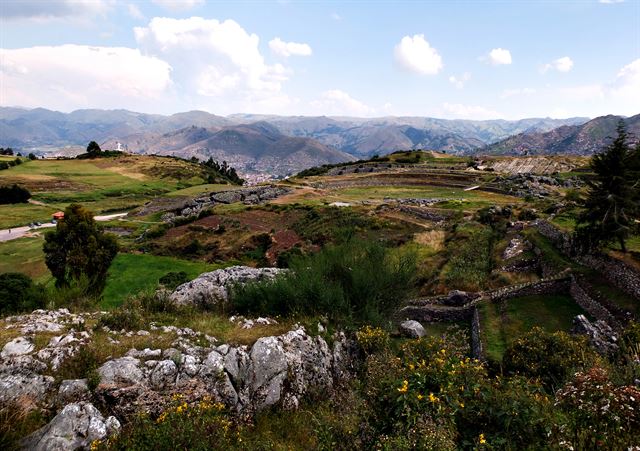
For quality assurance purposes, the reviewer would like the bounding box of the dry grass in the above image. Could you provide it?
[414,230,446,251]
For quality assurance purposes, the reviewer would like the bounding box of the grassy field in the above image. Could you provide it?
[479,294,586,362]
[0,236,218,309]
[0,236,51,282]
[332,185,519,209]
[0,156,217,228]
[101,253,220,309]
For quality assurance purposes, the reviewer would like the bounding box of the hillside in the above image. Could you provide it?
[102,122,356,177]
[484,114,640,155]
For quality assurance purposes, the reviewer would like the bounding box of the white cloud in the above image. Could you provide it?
[500,87,537,99]
[151,0,204,11]
[331,12,342,21]
[542,56,574,73]
[310,90,374,116]
[134,17,292,113]
[127,3,145,20]
[448,72,471,89]
[0,45,172,111]
[0,0,112,20]
[487,48,512,65]
[269,37,312,57]
[394,34,443,75]
[442,102,502,120]
[599,0,624,3]
[609,58,640,108]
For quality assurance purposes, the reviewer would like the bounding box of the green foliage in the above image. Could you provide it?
[502,326,598,391]
[86,141,102,154]
[158,271,189,290]
[355,325,390,355]
[441,223,496,291]
[102,397,240,451]
[43,204,118,295]
[576,121,639,252]
[0,184,31,204]
[97,296,145,331]
[202,158,244,185]
[231,240,416,326]
[0,273,45,315]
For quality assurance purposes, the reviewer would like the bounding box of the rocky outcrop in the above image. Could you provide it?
[21,402,120,451]
[172,185,292,220]
[572,314,619,356]
[169,266,286,308]
[92,327,357,419]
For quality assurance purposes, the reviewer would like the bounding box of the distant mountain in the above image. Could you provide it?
[102,122,355,177]
[483,114,640,155]
[0,107,592,175]
[233,115,590,157]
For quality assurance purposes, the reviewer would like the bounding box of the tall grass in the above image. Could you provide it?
[231,240,417,327]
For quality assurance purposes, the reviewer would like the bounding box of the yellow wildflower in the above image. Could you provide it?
[459,402,465,408]
[397,380,409,393]
[417,393,424,400]
[428,392,439,403]
[479,433,486,444]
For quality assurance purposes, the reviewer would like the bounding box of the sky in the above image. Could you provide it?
[0,0,639,120]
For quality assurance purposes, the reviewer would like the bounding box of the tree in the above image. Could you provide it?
[28,153,37,160]
[86,141,102,155]
[0,184,31,204]
[576,121,638,252]
[0,273,45,314]
[43,204,118,294]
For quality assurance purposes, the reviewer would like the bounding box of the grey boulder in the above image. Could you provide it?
[399,320,426,339]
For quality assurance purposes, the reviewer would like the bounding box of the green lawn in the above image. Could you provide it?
[101,253,222,309]
[479,294,586,362]
[165,184,232,197]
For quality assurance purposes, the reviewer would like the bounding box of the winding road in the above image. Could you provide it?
[0,213,128,242]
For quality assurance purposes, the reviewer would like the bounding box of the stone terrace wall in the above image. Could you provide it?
[579,254,640,300]
[569,276,620,328]
[471,307,483,360]
[487,277,571,302]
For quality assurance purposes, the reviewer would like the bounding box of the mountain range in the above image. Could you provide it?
[483,114,640,155]
[1,107,637,176]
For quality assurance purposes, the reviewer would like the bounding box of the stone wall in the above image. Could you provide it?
[471,307,483,360]
[487,277,571,302]
[569,276,620,328]
[533,219,574,254]
[579,254,640,301]
[397,304,475,323]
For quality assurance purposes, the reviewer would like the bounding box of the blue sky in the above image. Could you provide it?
[1,0,639,119]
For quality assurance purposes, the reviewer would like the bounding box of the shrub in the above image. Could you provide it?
[101,396,240,450]
[441,224,495,291]
[97,297,144,331]
[554,366,640,449]
[356,325,390,355]
[0,273,45,315]
[231,240,416,326]
[0,184,31,204]
[159,271,189,290]
[502,327,598,391]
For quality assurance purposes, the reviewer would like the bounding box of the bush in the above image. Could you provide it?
[159,271,189,290]
[231,240,416,326]
[100,396,239,450]
[502,327,598,391]
[0,273,45,315]
[0,184,31,204]
[97,297,144,331]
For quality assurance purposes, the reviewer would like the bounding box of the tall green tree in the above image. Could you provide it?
[43,204,118,294]
[576,121,638,252]
[86,141,102,155]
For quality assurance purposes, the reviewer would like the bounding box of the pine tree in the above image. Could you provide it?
[43,204,118,294]
[576,121,637,252]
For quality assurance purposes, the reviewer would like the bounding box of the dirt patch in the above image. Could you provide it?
[414,230,446,251]
[266,229,304,264]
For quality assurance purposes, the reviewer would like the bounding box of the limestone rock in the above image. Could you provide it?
[149,360,178,390]
[0,373,54,408]
[572,314,619,355]
[1,337,34,358]
[169,266,286,308]
[58,379,90,405]
[98,357,144,387]
[399,320,426,339]
[22,402,120,451]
